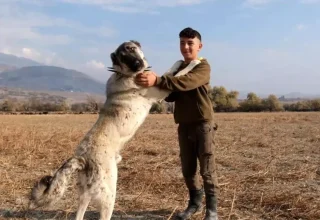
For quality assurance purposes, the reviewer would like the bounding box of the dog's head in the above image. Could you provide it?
[109,40,149,76]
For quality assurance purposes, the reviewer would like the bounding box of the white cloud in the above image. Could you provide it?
[0,0,118,73]
[59,0,211,13]
[0,48,15,56]
[86,60,106,69]
[0,46,64,66]
[80,47,101,54]
[242,0,275,8]
[60,0,208,6]
[0,0,51,6]
[0,1,117,48]
[244,0,271,5]
[105,5,156,13]
[1,47,36,59]
[296,23,307,30]
[0,5,68,47]
[152,0,206,7]
[79,26,117,37]
[43,53,58,65]
[22,48,41,60]
[201,42,320,95]
[300,0,320,3]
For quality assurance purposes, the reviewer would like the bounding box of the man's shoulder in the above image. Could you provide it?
[194,57,211,71]
[198,57,210,65]
[170,57,210,77]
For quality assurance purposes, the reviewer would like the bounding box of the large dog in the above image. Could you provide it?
[29,40,201,220]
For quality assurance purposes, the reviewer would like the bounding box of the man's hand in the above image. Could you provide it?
[135,71,158,87]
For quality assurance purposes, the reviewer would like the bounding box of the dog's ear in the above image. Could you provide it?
[130,40,141,48]
[110,52,119,65]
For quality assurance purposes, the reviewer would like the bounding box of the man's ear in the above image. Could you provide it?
[198,42,203,51]
[130,40,141,48]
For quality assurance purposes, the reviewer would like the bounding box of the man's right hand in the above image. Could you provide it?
[135,71,158,87]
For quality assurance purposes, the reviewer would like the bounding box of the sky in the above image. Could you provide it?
[0,0,319,96]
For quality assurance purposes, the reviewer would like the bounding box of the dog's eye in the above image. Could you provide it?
[126,46,136,52]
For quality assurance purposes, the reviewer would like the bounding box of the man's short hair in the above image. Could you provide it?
[179,27,202,41]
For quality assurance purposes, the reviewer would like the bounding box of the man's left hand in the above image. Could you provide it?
[135,71,157,87]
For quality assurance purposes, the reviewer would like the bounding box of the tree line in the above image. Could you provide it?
[1,86,320,114]
[207,86,320,112]
[0,96,102,113]
[150,86,320,113]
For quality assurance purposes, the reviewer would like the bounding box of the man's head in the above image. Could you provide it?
[179,27,203,63]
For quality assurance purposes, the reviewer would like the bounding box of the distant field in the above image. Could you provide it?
[0,87,105,104]
[0,113,319,219]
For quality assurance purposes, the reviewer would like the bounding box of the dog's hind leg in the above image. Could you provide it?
[98,164,118,220]
[98,191,116,220]
[75,192,91,220]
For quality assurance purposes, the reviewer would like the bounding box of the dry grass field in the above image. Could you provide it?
[0,112,319,220]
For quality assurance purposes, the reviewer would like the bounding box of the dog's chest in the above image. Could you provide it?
[121,99,150,126]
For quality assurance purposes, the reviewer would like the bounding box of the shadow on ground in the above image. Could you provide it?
[0,209,172,219]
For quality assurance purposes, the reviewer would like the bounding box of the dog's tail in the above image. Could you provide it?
[29,156,86,209]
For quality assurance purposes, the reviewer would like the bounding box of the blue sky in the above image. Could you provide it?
[1,0,319,96]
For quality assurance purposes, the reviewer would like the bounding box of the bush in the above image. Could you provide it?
[0,98,18,112]
[150,102,165,114]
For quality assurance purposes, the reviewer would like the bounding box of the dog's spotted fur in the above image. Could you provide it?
[29,40,201,220]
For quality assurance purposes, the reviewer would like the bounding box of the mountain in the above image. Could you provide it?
[0,52,41,68]
[282,92,320,99]
[0,64,16,73]
[0,66,105,95]
[237,90,271,100]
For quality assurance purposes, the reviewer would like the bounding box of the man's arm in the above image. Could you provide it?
[155,60,210,92]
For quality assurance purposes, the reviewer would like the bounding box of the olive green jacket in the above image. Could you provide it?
[155,58,214,124]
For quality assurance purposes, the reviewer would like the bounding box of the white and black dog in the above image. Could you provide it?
[29,40,201,220]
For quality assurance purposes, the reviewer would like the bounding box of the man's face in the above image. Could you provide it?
[180,37,202,62]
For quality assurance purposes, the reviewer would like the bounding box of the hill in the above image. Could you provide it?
[0,66,105,95]
[0,52,41,68]
[0,64,17,73]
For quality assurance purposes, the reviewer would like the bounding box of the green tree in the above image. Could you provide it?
[262,94,284,112]
[225,90,240,112]
[309,99,320,111]
[0,99,17,112]
[239,92,263,112]
[21,101,31,111]
[28,97,42,111]
[86,95,102,112]
[208,86,239,112]
[209,86,228,112]
[56,100,71,112]
[295,101,311,111]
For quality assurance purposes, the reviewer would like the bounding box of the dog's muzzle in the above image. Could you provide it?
[127,58,143,72]
[132,59,143,72]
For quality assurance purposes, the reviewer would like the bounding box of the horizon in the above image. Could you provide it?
[1,0,319,95]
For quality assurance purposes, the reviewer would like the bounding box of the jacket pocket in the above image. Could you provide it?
[196,121,212,133]
[196,101,204,118]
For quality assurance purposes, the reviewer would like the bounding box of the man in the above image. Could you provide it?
[135,27,219,220]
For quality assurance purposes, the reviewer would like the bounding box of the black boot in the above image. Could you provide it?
[204,194,218,220]
[175,188,204,220]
